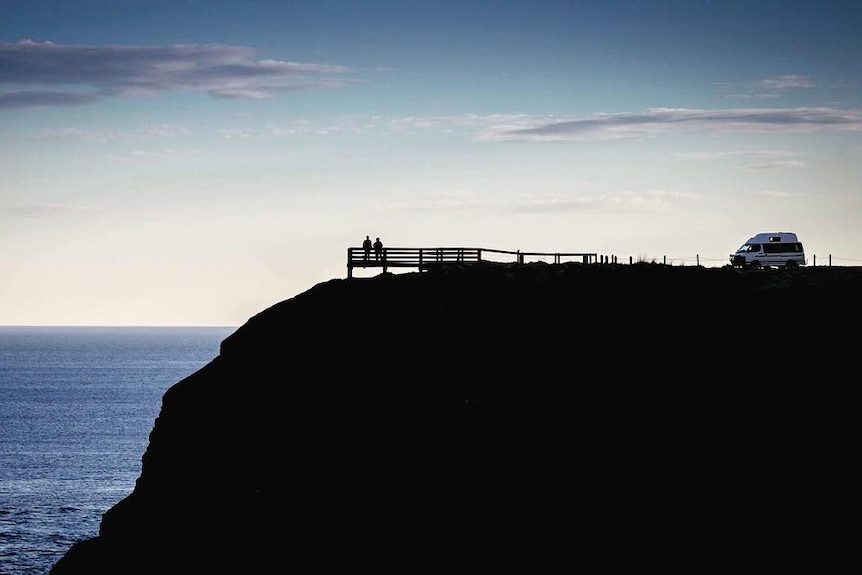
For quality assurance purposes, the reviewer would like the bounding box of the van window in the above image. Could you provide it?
[763,242,803,254]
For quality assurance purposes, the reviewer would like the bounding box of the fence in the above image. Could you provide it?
[347,247,860,278]
[605,254,858,267]
[347,247,599,278]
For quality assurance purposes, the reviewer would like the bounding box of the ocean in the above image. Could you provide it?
[0,326,236,575]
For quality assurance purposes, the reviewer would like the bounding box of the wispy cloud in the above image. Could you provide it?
[762,74,814,90]
[0,90,100,108]
[0,39,354,109]
[219,119,366,138]
[720,74,817,99]
[107,148,196,161]
[497,190,702,215]
[673,150,796,161]
[741,159,805,170]
[673,150,804,169]
[209,108,862,144]
[33,124,187,143]
[385,189,704,215]
[218,114,503,139]
[0,202,105,217]
[479,108,862,142]
[752,190,793,198]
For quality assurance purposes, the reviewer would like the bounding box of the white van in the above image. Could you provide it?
[730,232,806,269]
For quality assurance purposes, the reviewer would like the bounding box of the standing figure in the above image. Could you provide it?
[362,235,372,261]
[373,237,384,261]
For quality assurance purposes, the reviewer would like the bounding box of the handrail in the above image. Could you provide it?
[347,247,598,277]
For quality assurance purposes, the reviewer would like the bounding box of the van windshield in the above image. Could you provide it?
[737,243,759,253]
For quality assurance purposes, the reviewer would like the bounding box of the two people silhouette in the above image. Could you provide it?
[362,235,384,262]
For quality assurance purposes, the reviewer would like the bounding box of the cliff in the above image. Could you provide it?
[50,262,859,573]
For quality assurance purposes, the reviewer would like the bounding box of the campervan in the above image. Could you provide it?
[730,232,806,269]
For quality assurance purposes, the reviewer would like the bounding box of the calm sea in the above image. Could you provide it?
[0,326,235,575]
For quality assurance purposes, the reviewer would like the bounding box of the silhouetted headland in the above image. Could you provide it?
[50,262,859,573]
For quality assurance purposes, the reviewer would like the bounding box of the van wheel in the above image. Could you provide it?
[750,261,762,270]
[785,260,798,269]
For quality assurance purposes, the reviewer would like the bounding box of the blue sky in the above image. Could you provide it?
[2,0,861,326]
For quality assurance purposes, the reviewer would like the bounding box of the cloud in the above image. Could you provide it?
[752,190,792,198]
[385,189,703,216]
[0,202,104,217]
[720,75,816,99]
[33,124,187,143]
[673,150,796,161]
[207,107,862,145]
[741,159,805,170]
[762,75,814,90]
[479,108,862,142]
[0,90,100,109]
[217,114,500,139]
[671,150,805,170]
[0,39,354,109]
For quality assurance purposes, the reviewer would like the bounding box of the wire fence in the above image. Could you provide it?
[460,248,862,268]
[601,254,862,267]
[466,251,862,268]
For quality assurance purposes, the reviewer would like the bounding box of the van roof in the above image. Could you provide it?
[749,232,799,243]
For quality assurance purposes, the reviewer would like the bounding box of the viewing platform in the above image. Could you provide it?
[347,247,598,278]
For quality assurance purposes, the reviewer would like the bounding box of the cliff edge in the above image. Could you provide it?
[50,263,859,572]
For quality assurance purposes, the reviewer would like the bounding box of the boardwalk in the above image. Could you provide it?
[347,247,598,278]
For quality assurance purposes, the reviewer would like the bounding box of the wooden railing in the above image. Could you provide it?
[347,247,598,278]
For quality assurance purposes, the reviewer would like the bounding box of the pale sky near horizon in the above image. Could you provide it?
[2,0,861,326]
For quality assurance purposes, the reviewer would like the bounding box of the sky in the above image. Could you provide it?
[2,0,861,326]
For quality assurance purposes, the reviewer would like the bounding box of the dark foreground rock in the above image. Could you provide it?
[51,263,859,573]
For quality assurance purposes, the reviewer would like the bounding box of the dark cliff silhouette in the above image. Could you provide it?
[51,262,859,573]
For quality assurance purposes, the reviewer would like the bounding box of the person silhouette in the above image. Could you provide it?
[373,237,383,261]
[362,235,372,261]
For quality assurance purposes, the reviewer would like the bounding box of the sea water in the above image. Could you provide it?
[0,326,235,575]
